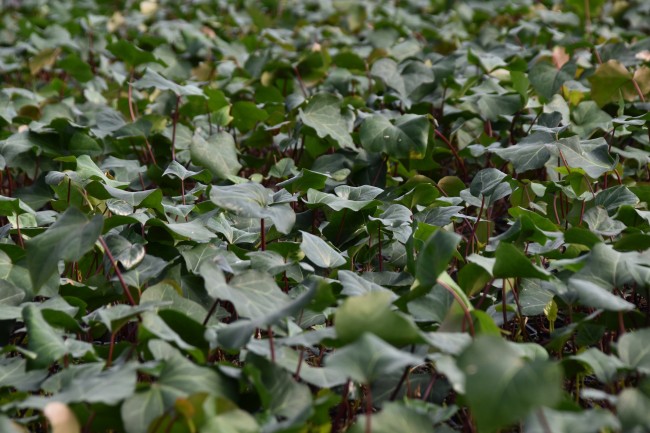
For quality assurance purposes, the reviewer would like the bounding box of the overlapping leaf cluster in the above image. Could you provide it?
[1,0,650,432]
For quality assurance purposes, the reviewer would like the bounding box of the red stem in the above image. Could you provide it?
[14,213,24,248]
[171,95,181,160]
[434,129,467,179]
[106,332,116,368]
[365,386,373,433]
[294,347,304,379]
[99,236,137,306]
[268,326,275,362]
[377,225,383,272]
[465,196,485,257]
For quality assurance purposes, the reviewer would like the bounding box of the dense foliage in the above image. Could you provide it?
[1,0,650,432]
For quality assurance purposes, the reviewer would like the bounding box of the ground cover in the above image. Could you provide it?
[1,1,650,432]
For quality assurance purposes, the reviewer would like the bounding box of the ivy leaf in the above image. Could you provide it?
[325,333,422,384]
[209,183,295,234]
[415,229,462,290]
[360,114,429,159]
[617,328,650,374]
[190,132,242,180]
[588,60,650,106]
[493,143,552,173]
[334,291,422,346]
[349,402,436,433]
[107,40,160,67]
[305,185,383,212]
[458,336,563,433]
[493,243,551,279]
[299,93,354,150]
[200,265,292,319]
[133,68,204,97]
[231,101,269,133]
[529,60,576,101]
[583,206,625,236]
[475,93,523,121]
[556,138,616,179]
[23,305,67,370]
[26,207,103,291]
[469,168,508,197]
[571,101,612,138]
[162,160,211,183]
[300,231,346,268]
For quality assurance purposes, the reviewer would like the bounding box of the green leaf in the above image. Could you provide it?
[26,207,103,291]
[519,279,555,316]
[0,415,28,433]
[162,220,217,242]
[567,278,635,311]
[119,255,169,288]
[305,185,382,212]
[300,230,346,268]
[133,68,204,97]
[107,40,159,67]
[529,60,576,101]
[299,93,354,150]
[595,185,639,214]
[568,348,625,383]
[190,132,242,180]
[200,265,292,319]
[58,54,93,83]
[338,270,396,298]
[571,243,650,291]
[210,182,269,218]
[475,93,523,121]
[556,138,616,179]
[617,388,650,432]
[231,101,269,132]
[162,160,211,183]
[23,305,67,370]
[325,333,422,384]
[245,354,313,420]
[19,363,138,408]
[571,101,612,138]
[469,168,508,197]
[360,114,429,159]
[209,183,295,234]
[583,206,625,236]
[415,229,462,289]
[349,401,436,433]
[588,60,648,106]
[335,291,422,346]
[85,302,165,333]
[493,143,552,173]
[86,182,162,210]
[493,242,550,279]
[141,282,225,326]
[458,336,563,433]
[525,408,620,433]
[152,340,231,403]
[121,386,165,433]
[103,234,145,270]
[617,328,650,374]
